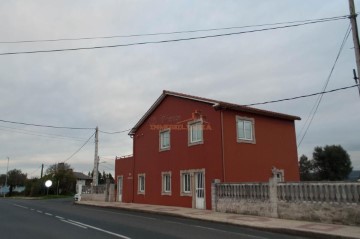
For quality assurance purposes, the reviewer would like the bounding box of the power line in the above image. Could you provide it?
[99,156,117,160]
[63,131,96,163]
[0,118,130,135]
[0,125,88,142]
[0,119,94,130]
[99,129,131,134]
[244,84,358,106]
[28,165,42,177]
[0,17,346,56]
[297,24,352,147]
[99,164,114,171]
[0,15,348,44]
[98,161,114,171]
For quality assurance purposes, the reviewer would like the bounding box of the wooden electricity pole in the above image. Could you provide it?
[40,163,44,178]
[92,127,99,186]
[349,0,360,96]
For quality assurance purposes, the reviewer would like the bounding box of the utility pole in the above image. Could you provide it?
[40,164,44,179]
[3,157,9,198]
[92,126,99,186]
[349,0,360,96]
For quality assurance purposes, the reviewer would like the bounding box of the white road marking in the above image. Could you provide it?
[13,203,265,239]
[13,204,28,209]
[61,220,87,229]
[78,205,265,238]
[68,220,131,239]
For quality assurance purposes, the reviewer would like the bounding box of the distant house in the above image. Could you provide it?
[73,172,92,188]
[347,170,360,182]
[0,186,8,195]
[0,185,25,195]
[115,90,301,209]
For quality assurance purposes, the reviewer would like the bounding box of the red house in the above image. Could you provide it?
[115,90,300,210]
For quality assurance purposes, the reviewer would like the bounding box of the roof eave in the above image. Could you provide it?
[215,104,301,121]
[128,91,168,135]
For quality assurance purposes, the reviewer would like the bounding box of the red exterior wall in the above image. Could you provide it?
[132,96,223,209]
[222,110,300,182]
[115,94,300,209]
[115,156,134,203]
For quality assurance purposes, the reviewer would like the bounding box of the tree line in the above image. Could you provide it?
[0,163,114,197]
[299,145,353,181]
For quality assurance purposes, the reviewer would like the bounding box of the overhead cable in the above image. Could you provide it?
[296,24,352,147]
[0,17,346,56]
[63,131,96,163]
[0,15,348,44]
[0,125,88,142]
[0,119,94,130]
[27,165,42,177]
[245,84,358,106]
[99,129,131,134]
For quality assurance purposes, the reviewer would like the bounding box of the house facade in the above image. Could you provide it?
[73,172,93,193]
[115,90,300,209]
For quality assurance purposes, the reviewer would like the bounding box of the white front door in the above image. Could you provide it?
[118,176,123,202]
[195,172,205,209]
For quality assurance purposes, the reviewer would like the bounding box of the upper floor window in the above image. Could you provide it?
[236,116,255,143]
[159,129,170,151]
[188,120,203,145]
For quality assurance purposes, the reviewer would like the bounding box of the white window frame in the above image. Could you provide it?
[159,129,170,151]
[236,116,256,144]
[181,172,191,196]
[161,172,172,195]
[188,120,203,146]
[275,169,285,182]
[138,174,145,194]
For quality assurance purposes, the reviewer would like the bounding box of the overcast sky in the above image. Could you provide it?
[1,0,359,179]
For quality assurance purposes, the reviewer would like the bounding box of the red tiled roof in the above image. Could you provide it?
[129,90,300,135]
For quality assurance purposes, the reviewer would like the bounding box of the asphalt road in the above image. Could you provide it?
[0,198,309,239]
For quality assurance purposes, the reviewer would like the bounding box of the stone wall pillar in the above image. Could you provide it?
[105,179,110,202]
[269,174,279,218]
[108,184,115,202]
[211,179,220,211]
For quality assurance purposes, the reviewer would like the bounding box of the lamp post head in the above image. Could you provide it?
[45,180,52,188]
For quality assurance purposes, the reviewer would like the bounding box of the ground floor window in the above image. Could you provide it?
[138,174,145,194]
[181,173,191,195]
[161,172,171,195]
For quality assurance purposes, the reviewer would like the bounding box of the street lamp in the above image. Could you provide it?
[45,180,52,195]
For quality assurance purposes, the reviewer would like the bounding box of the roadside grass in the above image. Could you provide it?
[3,194,73,200]
[37,195,73,200]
